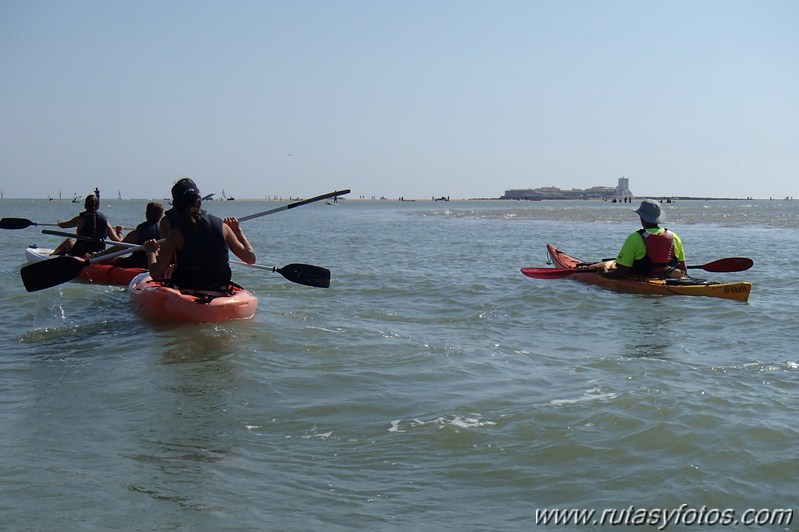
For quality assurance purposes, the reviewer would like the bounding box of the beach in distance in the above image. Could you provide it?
[1,197,797,530]
[45,195,790,202]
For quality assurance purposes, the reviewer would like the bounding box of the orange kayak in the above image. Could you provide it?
[520,244,751,302]
[25,247,145,287]
[128,273,258,323]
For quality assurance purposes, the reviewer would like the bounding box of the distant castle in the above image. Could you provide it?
[502,177,633,200]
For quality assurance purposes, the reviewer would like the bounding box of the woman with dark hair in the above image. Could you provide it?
[159,177,195,238]
[52,194,122,256]
[143,181,256,290]
[92,201,164,268]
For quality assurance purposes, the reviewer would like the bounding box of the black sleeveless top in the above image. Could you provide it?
[117,220,161,269]
[68,211,109,256]
[172,212,231,290]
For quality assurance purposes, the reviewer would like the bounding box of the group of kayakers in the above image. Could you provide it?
[52,178,256,291]
[52,180,685,287]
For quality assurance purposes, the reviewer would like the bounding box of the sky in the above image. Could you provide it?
[1,1,797,200]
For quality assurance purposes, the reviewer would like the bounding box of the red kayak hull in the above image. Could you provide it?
[128,273,258,323]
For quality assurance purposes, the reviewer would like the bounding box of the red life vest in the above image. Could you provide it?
[632,228,675,275]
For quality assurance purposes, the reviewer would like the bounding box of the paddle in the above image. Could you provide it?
[21,244,146,292]
[1,217,62,230]
[41,229,137,247]
[2,218,133,231]
[41,231,332,288]
[521,257,754,280]
[690,257,753,272]
[25,190,349,292]
[599,256,754,272]
[230,260,331,288]
[238,189,350,222]
[10,189,349,232]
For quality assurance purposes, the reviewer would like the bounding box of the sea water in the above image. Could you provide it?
[0,198,797,530]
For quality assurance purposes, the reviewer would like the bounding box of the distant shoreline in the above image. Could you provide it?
[1,196,789,202]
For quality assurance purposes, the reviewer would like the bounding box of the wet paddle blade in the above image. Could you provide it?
[0,217,35,230]
[20,256,87,292]
[276,263,331,288]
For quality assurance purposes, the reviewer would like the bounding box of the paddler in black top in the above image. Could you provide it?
[143,181,256,290]
[52,193,123,256]
[92,201,165,268]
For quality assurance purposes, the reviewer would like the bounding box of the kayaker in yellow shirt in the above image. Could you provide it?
[597,199,686,279]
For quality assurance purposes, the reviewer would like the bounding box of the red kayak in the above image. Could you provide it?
[520,244,752,302]
[128,273,258,323]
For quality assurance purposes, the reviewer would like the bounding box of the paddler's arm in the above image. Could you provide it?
[56,215,81,229]
[143,240,162,276]
[90,229,140,262]
[597,233,639,279]
[595,263,632,279]
[144,231,179,279]
[223,217,256,265]
[105,223,123,242]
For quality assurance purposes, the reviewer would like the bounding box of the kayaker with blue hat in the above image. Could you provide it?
[144,180,256,290]
[598,199,686,279]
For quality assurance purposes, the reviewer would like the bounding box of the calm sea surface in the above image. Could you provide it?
[1,197,797,530]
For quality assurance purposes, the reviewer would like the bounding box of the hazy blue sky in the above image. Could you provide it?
[1,1,797,200]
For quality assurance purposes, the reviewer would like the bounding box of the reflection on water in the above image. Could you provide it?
[127,333,245,513]
[158,324,253,364]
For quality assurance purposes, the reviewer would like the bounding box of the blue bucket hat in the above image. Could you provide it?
[634,199,664,224]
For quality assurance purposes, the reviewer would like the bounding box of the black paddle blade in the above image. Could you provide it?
[275,263,331,288]
[20,256,88,292]
[0,217,35,230]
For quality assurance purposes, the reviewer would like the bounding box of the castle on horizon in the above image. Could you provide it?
[502,177,633,200]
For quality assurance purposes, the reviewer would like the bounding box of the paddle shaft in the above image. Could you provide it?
[522,256,753,280]
[44,230,330,287]
[230,260,281,272]
[238,189,350,222]
[39,190,351,239]
[2,217,133,231]
[42,229,139,248]
[8,188,346,232]
[599,256,752,272]
[41,229,164,259]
